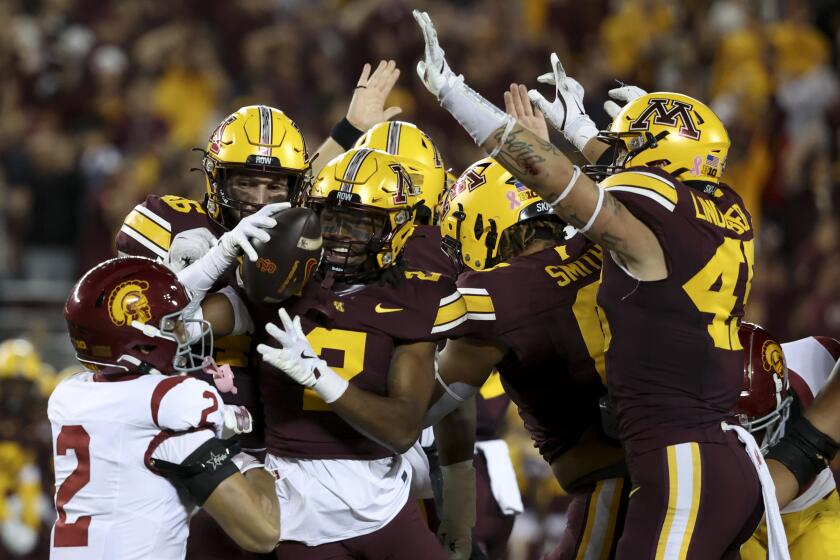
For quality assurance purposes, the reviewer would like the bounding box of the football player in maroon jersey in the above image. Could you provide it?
[413,12,784,558]
[253,148,469,559]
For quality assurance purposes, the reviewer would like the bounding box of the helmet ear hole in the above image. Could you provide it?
[474,213,483,239]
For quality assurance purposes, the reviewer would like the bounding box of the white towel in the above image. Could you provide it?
[721,422,790,560]
[475,439,524,515]
[403,440,434,499]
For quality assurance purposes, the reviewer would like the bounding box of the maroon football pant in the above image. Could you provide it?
[273,499,446,560]
[186,509,274,560]
[616,434,763,560]
[473,451,516,560]
[546,477,630,560]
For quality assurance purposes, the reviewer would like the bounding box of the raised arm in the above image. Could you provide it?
[412,10,665,280]
[311,60,403,176]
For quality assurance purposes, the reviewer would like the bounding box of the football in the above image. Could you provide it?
[240,206,323,304]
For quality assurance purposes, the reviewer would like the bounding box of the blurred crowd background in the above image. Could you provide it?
[1,0,839,558]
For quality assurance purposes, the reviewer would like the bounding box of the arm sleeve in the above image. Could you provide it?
[150,429,216,466]
[154,377,225,437]
[218,286,255,335]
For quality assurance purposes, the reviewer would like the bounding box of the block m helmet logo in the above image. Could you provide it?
[629,98,701,140]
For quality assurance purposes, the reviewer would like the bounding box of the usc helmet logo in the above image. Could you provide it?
[760,340,785,376]
[629,98,701,140]
[108,280,153,326]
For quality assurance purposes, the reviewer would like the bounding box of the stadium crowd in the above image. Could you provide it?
[1,0,839,558]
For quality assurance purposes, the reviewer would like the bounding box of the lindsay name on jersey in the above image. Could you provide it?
[543,244,603,287]
[690,191,750,235]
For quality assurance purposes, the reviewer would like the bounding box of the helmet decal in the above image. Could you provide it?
[390,163,420,205]
[761,339,785,375]
[209,115,237,155]
[386,122,402,155]
[107,280,152,326]
[258,105,273,156]
[628,98,701,140]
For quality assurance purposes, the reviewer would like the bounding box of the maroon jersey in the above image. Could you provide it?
[257,270,468,460]
[597,168,755,457]
[458,235,608,463]
[403,224,457,279]
[115,194,263,449]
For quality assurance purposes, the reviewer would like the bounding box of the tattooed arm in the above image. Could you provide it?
[413,10,665,280]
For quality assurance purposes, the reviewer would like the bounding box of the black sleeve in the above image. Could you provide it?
[150,437,241,506]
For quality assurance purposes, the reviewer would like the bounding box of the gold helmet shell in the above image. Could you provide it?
[305,148,419,280]
[203,105,310,225]
[440,157,555,272]
[354,121,446,225]
[587,92,730,185]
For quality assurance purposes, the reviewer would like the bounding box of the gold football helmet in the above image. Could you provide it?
[305,148,419,281]
[585,92,730,186]
[354,121,446,225]
[440,157,556,272]
[202,105,310,226]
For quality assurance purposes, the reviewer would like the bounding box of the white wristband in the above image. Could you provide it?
[313,362,349,403]
[579,185,605,233]
[548,166,581,207]
[440,78,513,146]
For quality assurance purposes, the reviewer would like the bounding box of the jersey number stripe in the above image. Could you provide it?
[682,238,754,350]
[302,327,367,411]
[54,425,92,548]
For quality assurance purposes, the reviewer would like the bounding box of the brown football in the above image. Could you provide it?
[240,207,322,304]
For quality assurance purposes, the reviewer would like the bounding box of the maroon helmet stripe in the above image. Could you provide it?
[151,375,189,427]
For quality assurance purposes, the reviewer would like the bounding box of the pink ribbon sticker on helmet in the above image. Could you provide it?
[506,190,521,209]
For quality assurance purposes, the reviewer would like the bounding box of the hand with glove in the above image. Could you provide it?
[167,227,217,272]
[413,9,514,149]
[221,404,253,439]
[257,309,349,404]
[603,84,648,120]
[527,53,598,151]
[176,202,289,303]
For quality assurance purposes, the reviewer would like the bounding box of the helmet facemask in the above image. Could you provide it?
[736,394,793,454]
[203,154,308,227]
[582,130,669,181]
[310,200,400,283]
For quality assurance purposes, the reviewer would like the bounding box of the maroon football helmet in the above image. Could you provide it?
[734,322,792,453]
[65,256,212,375]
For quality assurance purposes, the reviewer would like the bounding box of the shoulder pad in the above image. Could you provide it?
[599,169,679,209]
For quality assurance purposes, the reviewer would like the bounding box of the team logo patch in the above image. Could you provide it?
[107,280,152,326]
[760,340,785,375]
[256,258,277,274]
[702,154,721,177]
[629,98,701,140]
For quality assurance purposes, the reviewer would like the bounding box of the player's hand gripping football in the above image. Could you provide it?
[346,60,403,131]
[413,10,459,98]
[257,309,349,403]
[218,202,290,262]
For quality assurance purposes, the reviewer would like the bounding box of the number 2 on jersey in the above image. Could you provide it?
[683,237,754,350]
[303,327,367,411]
[54,425,91,547]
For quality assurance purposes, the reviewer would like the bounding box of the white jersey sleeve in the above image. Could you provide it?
[782,336,840,399]
[152,376,224,437]
[150,429,216,465]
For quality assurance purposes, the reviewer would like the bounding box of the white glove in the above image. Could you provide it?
[604,85,648,120]
[218,202,289,262]
[176,202,289,303]
[528,53,598,151]
[438,460,476,560]
[412,9,514,147]
[167,227,217,272]
[256,308,349,403]
[413,10,459,98]
[221,404,253,439]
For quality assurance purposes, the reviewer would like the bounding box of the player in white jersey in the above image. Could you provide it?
[735,323,840,559]
[50,254,280,560]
